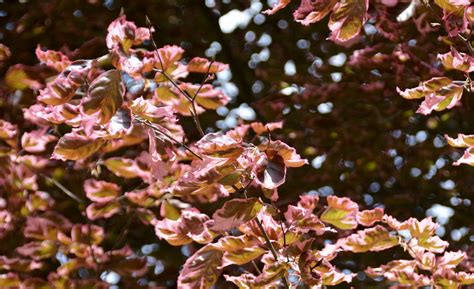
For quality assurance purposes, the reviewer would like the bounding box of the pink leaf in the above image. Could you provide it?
[177,244,223,289]
[21,127,57,153]
[86,201,120,220]
[250,121,283,135]
[84,179,120,203]
[339,225,399,252]
[398,77,464,115]
[16,241,56,260]
[180,83,230,110]
[409,236,449,253]
[38,60,92,105]
[103,154,151,181]
[357,208,384,226]
[70,224,104,245]
[256,154,286,190]
[438,251,466,268]
[155,45,185,71]
[154,208,215,245]
[407,217,438,239]
[260,140,308,168]
[263,0,292,15]
[81,69,124,124]
[211,198,264,231]
[328,0,369,43]
[320,196,359,230]
[187,57,229,73]
[293,0,338,25]
[215,235,265,267]
[35,45,71,72]
[106,16,150,52]
[52,131,105,161]
[438,47,474,73]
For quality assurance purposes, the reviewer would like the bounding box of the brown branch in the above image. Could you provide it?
[192,59,215,102]
[425,3,474,55]
[134,115,203,160]
[40,174,85,204]
[394,231,436,286]
[146,15,205,136]
[231,184,290,288]
[189,101,205,137]
[251,260,263,275]
[41,174,101,273]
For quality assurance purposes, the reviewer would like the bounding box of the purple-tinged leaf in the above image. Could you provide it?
[211,198,263,231]
[177,244,223,289]
[82,69,124,124]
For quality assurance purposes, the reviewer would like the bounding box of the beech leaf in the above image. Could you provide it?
[216,235,265,267]
[328,0,369,43]
[293,0,337,26]
[86,201,120,220]
[187,57,229,73]
[397,77,464,115]
[84,179,120,203]
[254,262,290,287]
[52,132,105,161]
[357,208,384,226]
[82,69,124,124]
[21,127,57,153]
[177,244,223,289]
[339,225,399,252]
[211,198,263,231]
[320,196,358,230]
[438,48,474,73]
[257,154,286,190]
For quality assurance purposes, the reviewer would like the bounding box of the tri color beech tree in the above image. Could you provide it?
[0,0,473,288]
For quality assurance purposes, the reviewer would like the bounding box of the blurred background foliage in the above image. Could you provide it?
[0,0,472,287]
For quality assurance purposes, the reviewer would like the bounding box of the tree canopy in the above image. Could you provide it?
[0,0,473,288]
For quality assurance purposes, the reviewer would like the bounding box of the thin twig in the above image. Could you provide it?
[254,215,279,260]
[146,16,206,137]
[272,201,289,263]
[254,216,290,288]
[134,115,203,160]
[191,59,215,102]
[152,69,194,102]
[40,174,84,204]
[251,260,262,275]
[41,174,100,272]
[394,231,436,286]
[188,59,215,137]
[145,17,194,103]
[425,3,474,55]
[231,184,290,288]
[189,101,205,137]
[112,212,134,250]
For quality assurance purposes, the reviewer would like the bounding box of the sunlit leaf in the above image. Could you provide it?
[211,198,263,231]
[52,132,105,161]
[177,244,223,289]
[82,69,124,124]
[320,196,358,230]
